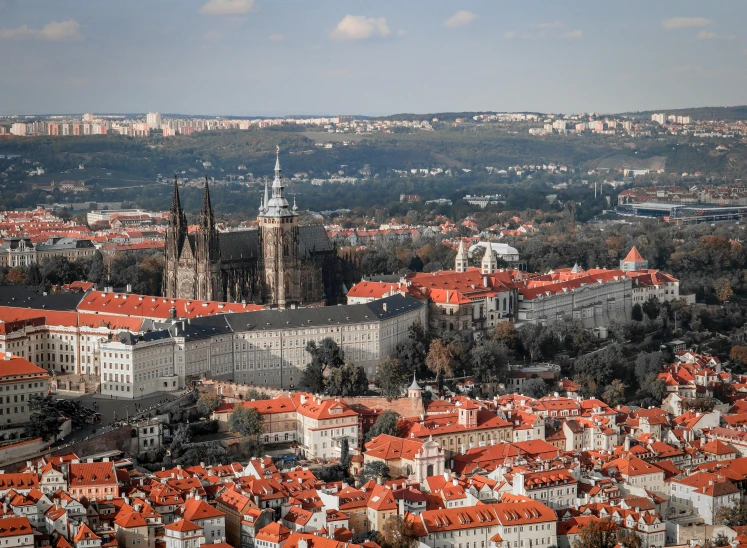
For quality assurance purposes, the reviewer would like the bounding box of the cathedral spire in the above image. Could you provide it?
[275,144,281,175]
[262,180,269,214]
[199,175,214,228]
[262,146,295,217]
[170,173,181,215]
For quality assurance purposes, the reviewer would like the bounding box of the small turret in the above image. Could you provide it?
[408,371,422,399]
[481,244,497,274]
[455,239,468,273]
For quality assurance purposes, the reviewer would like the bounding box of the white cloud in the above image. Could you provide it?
[329,15,390,41]
[504,30,533,40]
[397,29,406,37]
[0,19,82,41]
[269,33,284,42]
[697,30,735,40]
[444,10,478,28]
[662,16,712,30]
[534,20,564,29]
[563,30,584,40]
[200,0,254,16]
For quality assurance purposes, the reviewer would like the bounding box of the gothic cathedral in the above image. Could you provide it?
[163,149,350,308]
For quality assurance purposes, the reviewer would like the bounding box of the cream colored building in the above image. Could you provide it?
[106,294,426,394]
[0,354,50,434]
[100,331,180,399]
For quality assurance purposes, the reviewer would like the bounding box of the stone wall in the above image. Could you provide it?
[209,381,291,401]
[0,438,48,464]
[51,425,137,459]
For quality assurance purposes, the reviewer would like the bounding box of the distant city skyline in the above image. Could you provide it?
[1,0,746,116]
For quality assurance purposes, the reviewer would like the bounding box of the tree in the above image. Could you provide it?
[602,380,627,407]
[359,461,390,484]
[366,411,401,442]
[340,438,351,470]
[228,405,264,437]
[730,345,747,366]
[6,267,25,285]
[573,519,617,548]
[171,423,192,452]
[493,322,518,349]
[517,323,557,362]
[299,362,325,394]
[713,278,733,302]
[573,344,623,386]
[24,396,62,442]
[715,500,747,526]
[469,340,509,383]
[631,303,643,322]
[681,397,715,413]
[326,363,369,396]
[381,515,417,548]
[307,338,346,370]
[376,357,407,399]
[616,529,642,548]
[521,378,550,398]
[87,250,107,285]
[426,339,454,384]
[196,392,221,417]
[301,338,346,393]
[634,352,664,386]
[396,338,427,374]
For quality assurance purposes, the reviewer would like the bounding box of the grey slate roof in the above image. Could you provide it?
[299,224,334,258]
[215,225,333,262]
[36,237,95,251]
[0,286,85,310]
[218,230,258,261]
[214,293,424,333]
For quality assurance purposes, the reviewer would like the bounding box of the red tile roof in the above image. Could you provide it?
[78,290,263,320]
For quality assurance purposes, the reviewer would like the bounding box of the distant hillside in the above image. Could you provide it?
[623,105,747,122]
[594,154,666,171]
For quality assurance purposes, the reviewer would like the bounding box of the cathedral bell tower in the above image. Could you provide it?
[258,147,300,309]
[164,174,188,298]
[195,176,221,301]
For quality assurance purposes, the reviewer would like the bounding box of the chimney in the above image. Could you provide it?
[3,352,10,361]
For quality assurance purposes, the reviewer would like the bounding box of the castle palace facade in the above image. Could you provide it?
[163,151,347,307]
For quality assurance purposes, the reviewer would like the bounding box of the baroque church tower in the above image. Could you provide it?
[258,147,301,308]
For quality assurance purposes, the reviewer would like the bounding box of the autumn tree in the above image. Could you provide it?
[730,345,747,366]
[616,529,642,548]
[715,500,747,526]
[713,278,734,302]
[493,322,518,349]
[602,380,627,407]
[196,392,222,417]
[426,339,454,384]
[381,515,417,548]
[573,519,618,548]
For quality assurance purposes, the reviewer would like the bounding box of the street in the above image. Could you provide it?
[54,392,184,443]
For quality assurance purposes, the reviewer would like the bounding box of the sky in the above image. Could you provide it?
[1,0,746,116]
